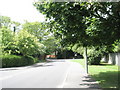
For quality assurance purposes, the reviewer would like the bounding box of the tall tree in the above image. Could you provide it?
[34,2,120,72]
[34,2,120,47]
[22,22,48,41]
[22,21,59,55]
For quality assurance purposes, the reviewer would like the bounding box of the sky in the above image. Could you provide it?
[0,0,45,23]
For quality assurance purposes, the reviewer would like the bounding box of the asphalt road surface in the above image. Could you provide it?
[1,59,71,88]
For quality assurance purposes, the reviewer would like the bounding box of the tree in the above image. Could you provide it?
[0,16,11,28]
[34,2,120,73]
[0,16,21,55]
[34,2,120,46]
[22,21,60,55]
[0,27,14,54]
[22,22,50,41]
[17,30,45,56]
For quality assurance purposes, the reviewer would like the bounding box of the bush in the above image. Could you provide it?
[87,47,102,65]
[88,54,101,65]
[1,55,38,68]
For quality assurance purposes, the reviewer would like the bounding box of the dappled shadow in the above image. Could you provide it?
[29,64,53,68]
[80,75,102,89]
[0,62,54,71]
[90,71,120,89]
[0,68,19,71]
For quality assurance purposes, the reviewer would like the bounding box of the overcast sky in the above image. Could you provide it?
[0,0,45,23]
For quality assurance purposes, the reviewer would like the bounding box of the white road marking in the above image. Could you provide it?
[57,61,71,88]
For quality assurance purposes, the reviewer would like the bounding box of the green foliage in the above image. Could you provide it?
[0,16,11,28]
[1,27,13,45]
[5,41,20,55]
[34,2,120,65]
[0,16,21,55]
[1,16,57,67]
[42,36,58,54]
[87,46,109,65]
[22,22,49,41]
[113,41,120,53]
[72,44,84,55]
[22,21,59,55]
[0,27,14,54]
[22,55,35,65]
[1,55,38,68]
[34,2,120,48]
[87,49,101,65]
[17,30,45,56]
[72,45,109,65]
[1,55,21,67]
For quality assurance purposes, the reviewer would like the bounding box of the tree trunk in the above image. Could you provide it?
[84,47,88,74]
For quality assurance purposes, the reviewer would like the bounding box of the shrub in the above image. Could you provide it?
[87,47,102,65]
[88,54,101,65]
[22,55,34,65]
[1,55,38,68]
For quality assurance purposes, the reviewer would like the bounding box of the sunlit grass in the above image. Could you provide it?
[72,59,119,88]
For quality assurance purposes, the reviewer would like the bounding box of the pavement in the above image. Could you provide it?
[63,60,101,89]
[0,59,102,89]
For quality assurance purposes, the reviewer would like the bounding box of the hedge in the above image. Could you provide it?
[0,55,38,68]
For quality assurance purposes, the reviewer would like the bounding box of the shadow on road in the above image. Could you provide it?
[29,64,53,68]
[0,62,54,71]
[80,75,101,89]
[1,69,19,71]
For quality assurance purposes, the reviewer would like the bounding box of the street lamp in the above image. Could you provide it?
[13,26,16,33]
[11,24,16,35]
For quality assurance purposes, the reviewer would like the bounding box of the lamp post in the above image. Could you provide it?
[13,26,16,34]
[11,24,16,35]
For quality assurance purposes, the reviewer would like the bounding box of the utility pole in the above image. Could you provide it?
[84,47,88,74]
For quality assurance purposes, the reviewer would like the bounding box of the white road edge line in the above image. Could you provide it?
[57,61,72,88]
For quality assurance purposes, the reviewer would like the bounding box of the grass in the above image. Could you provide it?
[72,59,120,89]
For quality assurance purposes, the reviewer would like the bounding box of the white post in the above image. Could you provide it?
[84,47,88,74]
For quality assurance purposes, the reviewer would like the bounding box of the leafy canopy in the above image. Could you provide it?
[34,2,120,47]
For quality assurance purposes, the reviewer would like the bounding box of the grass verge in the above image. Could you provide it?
[72,59,119,89]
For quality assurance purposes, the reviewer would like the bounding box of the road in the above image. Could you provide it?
[1,59,71,88]
[1,59,101,89]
